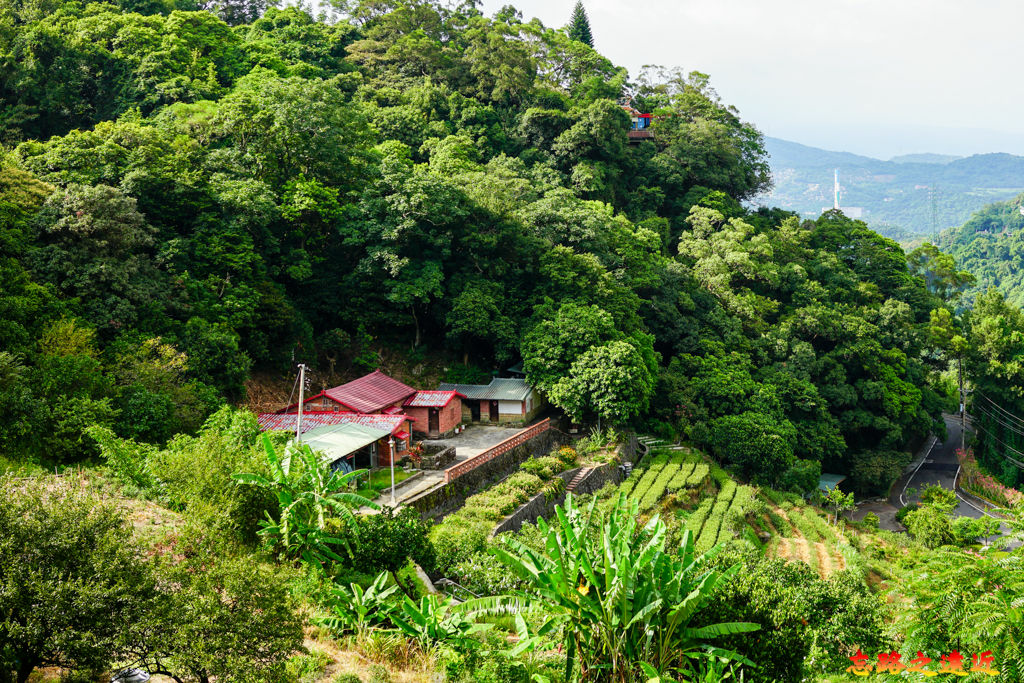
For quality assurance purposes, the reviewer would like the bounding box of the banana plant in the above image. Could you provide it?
[389,593,494,652]
[316,571,399,637]
[232,434,378,564]
[491,491,758,682]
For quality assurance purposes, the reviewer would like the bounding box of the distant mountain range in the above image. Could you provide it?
[756,137,1024,240]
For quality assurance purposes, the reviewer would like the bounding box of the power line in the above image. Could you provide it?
[972,403,1024,440]
[969,419,1024,470]
[977,392,1024,428]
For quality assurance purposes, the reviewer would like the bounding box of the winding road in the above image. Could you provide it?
[884,414,1014,544]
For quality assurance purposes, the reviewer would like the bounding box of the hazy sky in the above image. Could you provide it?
[478,0,1024,159]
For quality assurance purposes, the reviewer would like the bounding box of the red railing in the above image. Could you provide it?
[444,418,551,483]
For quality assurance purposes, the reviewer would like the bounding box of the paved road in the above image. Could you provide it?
[890,415,985,518]
[885,414,1014,544]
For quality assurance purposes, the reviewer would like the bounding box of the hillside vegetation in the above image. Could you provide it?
[0,0,956,496]
[936,192,1024,307]
[7,2,1024,683]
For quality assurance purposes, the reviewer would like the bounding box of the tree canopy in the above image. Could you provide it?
[0,0,957,496]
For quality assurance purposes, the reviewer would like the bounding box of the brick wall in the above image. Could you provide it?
[439,398,461,433]
[405,406,429,434]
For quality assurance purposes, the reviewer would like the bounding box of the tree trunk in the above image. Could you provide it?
[391,570,415,599]
[410,306,421,348]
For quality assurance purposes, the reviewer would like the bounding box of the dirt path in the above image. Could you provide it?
[814,542,832,578]
[789,537,812,565]
[774,507,799,535]
[833,547,848,572]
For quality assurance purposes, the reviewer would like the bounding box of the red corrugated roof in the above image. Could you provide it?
[322,370,417,413]
[403,390,465,408]
[258,411,408,435]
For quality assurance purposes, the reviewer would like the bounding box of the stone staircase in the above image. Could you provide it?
[566,466,596,493]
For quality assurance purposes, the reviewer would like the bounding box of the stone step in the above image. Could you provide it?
[567,466,595,492]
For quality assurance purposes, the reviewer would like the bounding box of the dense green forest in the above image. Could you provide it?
[936,192,1024,307]
[0,0,964,494]
[8,2,1024,682]
[930,195,1024,486]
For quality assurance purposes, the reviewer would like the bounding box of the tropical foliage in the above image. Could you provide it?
[232,435,376,564]
[492,492,758,682]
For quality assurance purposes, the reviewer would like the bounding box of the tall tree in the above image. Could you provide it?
[0,476,152,683]
[567,1,594,47]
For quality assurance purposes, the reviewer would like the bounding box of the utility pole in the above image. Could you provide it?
[388,436,396,506]
[296,363,307,443]
[959,356,965,452]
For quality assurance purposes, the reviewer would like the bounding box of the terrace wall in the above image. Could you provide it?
[406,423,562,522]
[489,439,632,536]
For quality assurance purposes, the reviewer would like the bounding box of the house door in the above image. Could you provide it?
[489,400,499,422]
[428,408,439,436]
[470,401,481,421]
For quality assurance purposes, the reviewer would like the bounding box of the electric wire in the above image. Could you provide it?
[972,403,1024,439]
[977,392,1024,428]
[968,418,1024,470]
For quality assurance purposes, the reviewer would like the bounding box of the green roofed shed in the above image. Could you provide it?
[301,423,391,468]
[818,473,847,493]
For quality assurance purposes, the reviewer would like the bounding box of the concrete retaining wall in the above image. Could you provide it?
[489,437,632,536]
[407,427,564,522]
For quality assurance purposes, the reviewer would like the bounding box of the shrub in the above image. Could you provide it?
[429,522,490,575]
[520,456,560,480]
[685,497,714,539]
[764,507,791,535]
[334,674,362,683]
[555,446,578,466]
[344,506,436,578]
[452,550,526,596]
[667,462,696,492]
[541,477,566,502]
[789,509,822,543]
[861,512,880,530]
[904,505,954,548]
[895,503,919,526]
[639,462,681,511]
[286,650,332,683]
[686,464,709,487]
[695,555,889,683]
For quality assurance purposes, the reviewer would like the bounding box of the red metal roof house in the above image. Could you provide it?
[403,390,465,438]
[264,370,430,466]
[278,370,418,415]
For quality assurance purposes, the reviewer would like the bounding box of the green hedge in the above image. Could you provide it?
[684,497,714,539]
[666,462,695,492]
[686,464,709,487]
[429,450,574,575]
